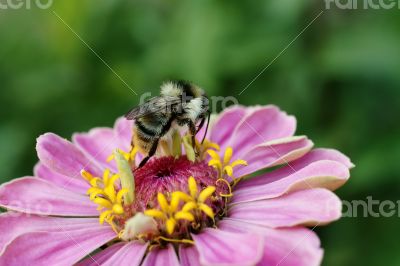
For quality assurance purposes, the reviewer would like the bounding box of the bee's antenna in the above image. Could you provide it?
[201,111,211,144]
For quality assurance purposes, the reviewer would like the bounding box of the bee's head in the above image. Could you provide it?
[161,80,208,117]
[160,81,182,97]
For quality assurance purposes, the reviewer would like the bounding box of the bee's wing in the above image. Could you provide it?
[125,96,181,120]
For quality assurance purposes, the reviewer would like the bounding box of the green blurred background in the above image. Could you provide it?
[1,1,399,265]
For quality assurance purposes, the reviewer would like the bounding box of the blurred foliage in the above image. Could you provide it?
[1,0,399,265]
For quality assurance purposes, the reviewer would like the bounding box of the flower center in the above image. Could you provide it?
[133,156,222,208]
[81,133,247,247]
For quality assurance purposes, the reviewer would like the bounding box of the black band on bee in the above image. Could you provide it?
[135,120,158,138]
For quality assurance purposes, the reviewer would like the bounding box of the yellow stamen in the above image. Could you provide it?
[224,165,233,177]
[81,168,128,227]
[93,198,113,209]
[143,177,217,235]
[103,169,110,184]
[112,204,124,214]
[198,203,214,219]
[116,189,128,204]
[107,174,120,188]
[208,159,222,172]
[202,141,220,152]
[87,187,103,196]
[172,191,192,203]
[152,177,217,222]
[188,176,198,198]
[81,170,94,182]
[144,191,200,235]
[166,218,176,235]
[144,209,166,220]
[99,210,113,225]
[223,147,233,165]
[231,159,248,168]
[208,146,248,181]
[156,236,195,245]
[207,149,220,161]
[170,192,182,212]
[157,193,169,213]
[104,185,116,202]
[89,177,101,188]
[174,211,195,221]
[215,178,233,218]
[182,201,197,212]
[216,178,233,197]
[198,186,216,203]
[195,138,220,160]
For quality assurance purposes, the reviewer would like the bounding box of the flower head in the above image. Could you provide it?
[0,105,353,265]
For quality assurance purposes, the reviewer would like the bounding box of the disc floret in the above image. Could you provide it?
[81,169,128,226]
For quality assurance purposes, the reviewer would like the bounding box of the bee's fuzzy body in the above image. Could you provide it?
[126,81,209,166]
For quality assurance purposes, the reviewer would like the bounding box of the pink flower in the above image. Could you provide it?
[0,105,354,266]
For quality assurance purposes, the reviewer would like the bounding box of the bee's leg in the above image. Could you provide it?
[187,121,200,157]
[196,116,206,134]
[138,138,160,168]
[201,111,211,144]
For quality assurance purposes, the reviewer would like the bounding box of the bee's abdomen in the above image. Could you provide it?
[135,120,160,138]
[133,121,158,154]
[133,115,170,153]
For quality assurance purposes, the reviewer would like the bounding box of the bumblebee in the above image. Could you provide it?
[125,80,210,168]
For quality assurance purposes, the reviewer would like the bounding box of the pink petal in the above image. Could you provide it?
[234,136,313,177]
[233,160,350,203]
[191,228,264,266]
[76,243,125,266]
[142,244,180,266]
[210,106,247,148]
[219,219,323,266]
[73,128,120,172]
[36,133,101,178]
[0,225,115,265]
[237,148,354,190]
[0,213,100,256]
[34,163,88,194]
[229,188,342,228]
[96,241,148,266]
[0,177,98,216]
[226,106,296,157]
[179,245,201,266]
[114,117,134,152]
[294,148,354,169]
